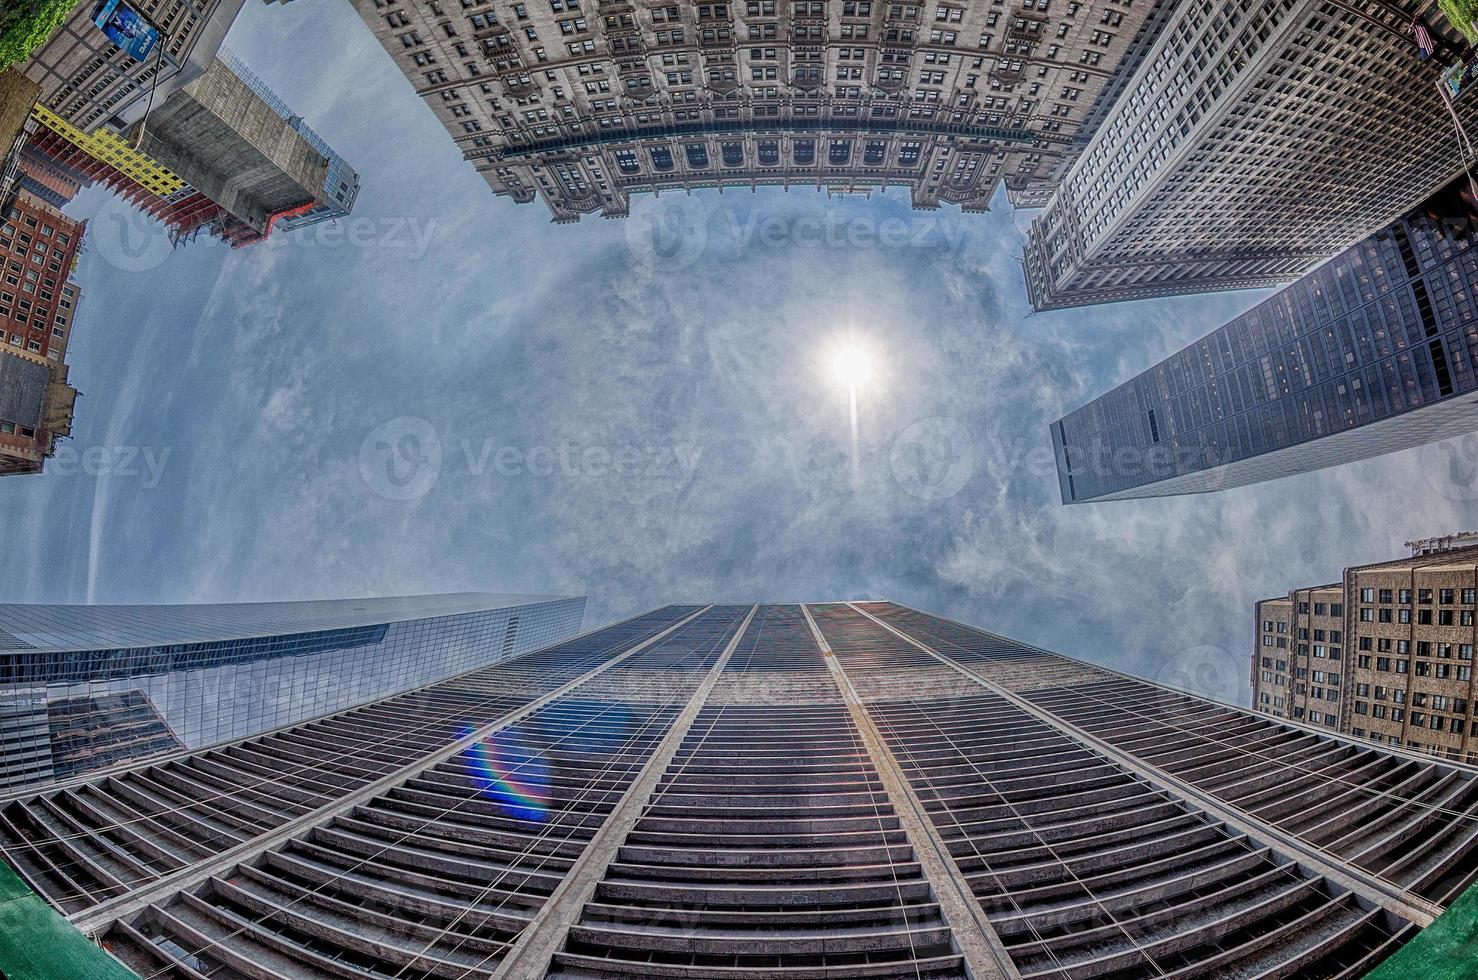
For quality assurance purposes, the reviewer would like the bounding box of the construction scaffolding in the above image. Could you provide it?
[27,103,244,247]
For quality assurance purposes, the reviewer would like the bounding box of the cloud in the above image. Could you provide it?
[2,0,1471,720]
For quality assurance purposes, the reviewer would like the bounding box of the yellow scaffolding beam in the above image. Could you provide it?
[28,104,184,198]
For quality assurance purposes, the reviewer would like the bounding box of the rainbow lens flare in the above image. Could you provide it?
[459,726,552,822]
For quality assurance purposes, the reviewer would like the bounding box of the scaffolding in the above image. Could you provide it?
[27,105,183,198]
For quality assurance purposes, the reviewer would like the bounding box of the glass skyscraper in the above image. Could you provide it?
[0,593,584,794]
[2,601,1474,978]
[1053,175,1478,503]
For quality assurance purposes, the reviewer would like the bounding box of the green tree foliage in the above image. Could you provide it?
[1443,0,1478,46]
[0,0,80,71]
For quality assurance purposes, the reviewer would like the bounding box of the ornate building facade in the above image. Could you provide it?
[350,0,1167,220]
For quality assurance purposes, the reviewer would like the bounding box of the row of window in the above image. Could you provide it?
[1258,635,1344,661]
[610,136,927,172]
[1266,595,1478,630]
[1263,617,1347,637]
[1358,638,1475,657]
[453,0,1084,22]
[1287,600,1345,616]
[3,209,71,246]
[1359,587,1478,604]
[0,419,38,440]
[1354,703,1470,733]
[1357,656,1473,679]
[1283,626,1344,642]
[1354,686,1469,711]
[1358,606,1476,625]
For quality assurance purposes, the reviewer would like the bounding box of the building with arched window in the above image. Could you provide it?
[350,0,1170,220]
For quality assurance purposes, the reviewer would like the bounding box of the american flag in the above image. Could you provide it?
[1413,19,1435,60]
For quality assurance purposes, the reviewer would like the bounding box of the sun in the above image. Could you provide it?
[829,343,874,389]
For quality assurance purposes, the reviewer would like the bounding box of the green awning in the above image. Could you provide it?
[0,859,137,980]
[1364,882,1478,979]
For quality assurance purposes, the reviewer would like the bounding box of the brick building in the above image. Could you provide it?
[0,350,75,477]
[0,190,83,477]
[0,192,83,366]
[12,148,84,210]
[1256,534,1478,764]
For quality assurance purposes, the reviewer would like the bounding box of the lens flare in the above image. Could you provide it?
[459,726,552,822]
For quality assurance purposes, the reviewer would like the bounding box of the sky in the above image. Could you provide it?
[3,0,1478,706]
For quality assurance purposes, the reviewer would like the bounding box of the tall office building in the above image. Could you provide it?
[20,0,247,133]
[22,51,355,249]
[1023,0,1478,311]
[3,601,1476,977]
[1254,584,1348,732]
[1050,171,1478,504]
[127,55,330,243]
[349,0,1169,221]
[1256,534,1478,763]
[0,593,585,794]
[215,48,361,232]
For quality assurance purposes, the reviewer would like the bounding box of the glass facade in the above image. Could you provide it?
[1054,175,1478,502]
[0,593,584,794]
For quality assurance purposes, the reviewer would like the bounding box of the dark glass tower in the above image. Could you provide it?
[2,602,1474,978]
[0,593,585,793]
[1052,176,1478,503]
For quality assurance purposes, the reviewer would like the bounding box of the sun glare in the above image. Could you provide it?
[830,343,874,389]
